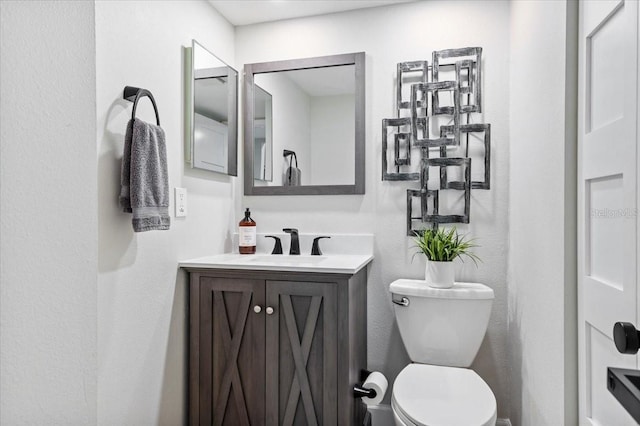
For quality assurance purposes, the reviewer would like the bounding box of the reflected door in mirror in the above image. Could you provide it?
[253,85,273,181]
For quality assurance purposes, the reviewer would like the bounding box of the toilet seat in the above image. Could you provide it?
[392,364,497,426]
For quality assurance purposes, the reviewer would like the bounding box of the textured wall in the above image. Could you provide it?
[508,1,577,425]
[95,1,236,423]
[0,1,98,423]
[236,0,511,418]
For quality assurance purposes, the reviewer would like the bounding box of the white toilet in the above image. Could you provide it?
[389,279,497,426]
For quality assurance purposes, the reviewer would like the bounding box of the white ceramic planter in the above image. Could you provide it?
[425,260,455,288]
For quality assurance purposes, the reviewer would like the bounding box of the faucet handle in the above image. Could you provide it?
[282,228,298,235]
[311,236,331,256]
[265,236,283,255]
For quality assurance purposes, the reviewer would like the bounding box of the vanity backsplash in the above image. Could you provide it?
[231,232,374,256]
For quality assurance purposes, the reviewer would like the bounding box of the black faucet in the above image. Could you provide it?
[283,228,300,255]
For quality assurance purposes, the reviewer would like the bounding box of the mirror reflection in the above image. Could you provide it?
[187,40,238,176]
[253,66,355,187]
[253,85,272,181]
[244,52,365,196]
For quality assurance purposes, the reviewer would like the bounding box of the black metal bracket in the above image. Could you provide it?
[353,369,376,399]
[283,149,298,167]
[608,367,640,423]
[283,150,298,184]
[123,86,160,126]
[359,369,372,382]
[353,384,377,399]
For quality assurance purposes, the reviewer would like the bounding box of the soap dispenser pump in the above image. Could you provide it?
[239,208,256,254]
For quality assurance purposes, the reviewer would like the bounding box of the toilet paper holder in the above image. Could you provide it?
[353,369,377,399]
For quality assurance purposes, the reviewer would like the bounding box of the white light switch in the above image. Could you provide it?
[175,187,187,217]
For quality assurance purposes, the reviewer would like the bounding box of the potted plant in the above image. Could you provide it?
[413,227,480,288]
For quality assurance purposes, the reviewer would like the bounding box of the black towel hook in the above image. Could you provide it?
[123,86,160,126]
[283,149,298,182]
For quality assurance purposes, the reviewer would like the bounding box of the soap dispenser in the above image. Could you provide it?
[239,208,256,254]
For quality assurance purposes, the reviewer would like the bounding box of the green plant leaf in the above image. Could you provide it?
[411,226,481,265]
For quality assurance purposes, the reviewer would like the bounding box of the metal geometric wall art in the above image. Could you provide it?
[411,81,461,148]
[433,47,483,114]
[381,47,491,236]
[382,117,418,181]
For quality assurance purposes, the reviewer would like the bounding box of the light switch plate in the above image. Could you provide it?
[175,187,187,217]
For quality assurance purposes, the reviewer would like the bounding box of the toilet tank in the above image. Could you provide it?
[389,279,494,368]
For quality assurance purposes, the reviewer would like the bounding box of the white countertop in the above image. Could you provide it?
[179,253,374,274]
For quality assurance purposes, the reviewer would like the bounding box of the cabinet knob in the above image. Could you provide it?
[253,305,262,314]
[266,307,274,315]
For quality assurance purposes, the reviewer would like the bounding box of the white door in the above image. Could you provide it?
[578,0,639,424]
[194,112,228,174]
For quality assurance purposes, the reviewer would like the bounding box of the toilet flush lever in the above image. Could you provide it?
[392,296,410,307]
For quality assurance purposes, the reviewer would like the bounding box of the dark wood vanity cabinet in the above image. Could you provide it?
[187,268,368,426]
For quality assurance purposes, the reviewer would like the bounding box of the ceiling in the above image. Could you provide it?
[255,65,355,97]
[209,0,416,26]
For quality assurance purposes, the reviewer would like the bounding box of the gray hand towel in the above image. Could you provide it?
[119,118,170,232]
[283,166,301,186]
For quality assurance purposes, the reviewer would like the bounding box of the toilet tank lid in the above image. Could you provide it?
[389,279,494,300]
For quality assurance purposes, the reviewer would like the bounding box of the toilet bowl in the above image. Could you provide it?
[391,364,496,426]
[389,279,497,426]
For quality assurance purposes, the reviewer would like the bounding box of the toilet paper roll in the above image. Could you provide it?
[361,371,388,406]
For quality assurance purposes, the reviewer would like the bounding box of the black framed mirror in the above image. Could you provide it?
[243,52,365,195]
[185,40,238,176]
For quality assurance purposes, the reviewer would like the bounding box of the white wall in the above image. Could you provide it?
[236,1,512,417]
[0,1,98,424]
[310,95,355,185]
[95,1,235,423]
[508,1,577,425]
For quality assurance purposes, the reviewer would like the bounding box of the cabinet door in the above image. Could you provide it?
[199,277,265,425]
[265,281,337,426]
